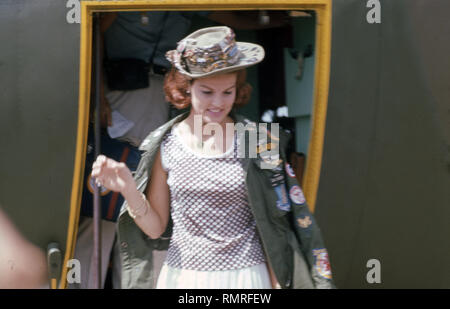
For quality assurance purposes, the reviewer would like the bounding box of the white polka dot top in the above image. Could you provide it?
[160,124,266,271]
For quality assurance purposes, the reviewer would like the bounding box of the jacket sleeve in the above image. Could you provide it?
[279,131,336,289]
[117,130,172,289]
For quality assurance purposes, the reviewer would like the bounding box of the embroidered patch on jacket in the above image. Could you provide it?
[270,173,284,187]
[274,185,291,211]
[285,163,296,178]
[313,249,332,280]
[256,142,277,154]
[297,215,312,229]
[258,153,283,169]
[289,185,306,205]
[257,135,281,169]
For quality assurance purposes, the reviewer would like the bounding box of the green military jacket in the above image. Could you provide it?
[117,112,335,289]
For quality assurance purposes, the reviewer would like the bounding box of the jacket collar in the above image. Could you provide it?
[138,112,189,152]
[138,109,283,172]
[138,109,254,153]
[139,110,281,170]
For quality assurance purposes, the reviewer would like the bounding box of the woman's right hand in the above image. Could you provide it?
[91,155,136,195]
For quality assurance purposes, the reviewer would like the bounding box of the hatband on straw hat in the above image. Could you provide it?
[166,26,265,78]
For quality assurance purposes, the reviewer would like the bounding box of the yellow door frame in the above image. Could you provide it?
[62,0,332,288]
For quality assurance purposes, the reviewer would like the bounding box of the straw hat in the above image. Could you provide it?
[166,26,265,78]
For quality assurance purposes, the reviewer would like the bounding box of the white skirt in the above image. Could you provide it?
[156,263,272,289]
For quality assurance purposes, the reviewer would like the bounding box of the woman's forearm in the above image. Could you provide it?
[122,186,165,239]
[91,154,167,238]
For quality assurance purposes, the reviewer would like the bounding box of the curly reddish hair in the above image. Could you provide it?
[163,67,252,110]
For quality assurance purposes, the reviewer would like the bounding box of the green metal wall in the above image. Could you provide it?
[315,0,450,288]
[0,0,80,253]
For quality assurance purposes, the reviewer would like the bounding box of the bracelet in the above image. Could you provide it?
[127,193,149,219]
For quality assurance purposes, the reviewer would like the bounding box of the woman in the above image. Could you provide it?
[92,26,334,289]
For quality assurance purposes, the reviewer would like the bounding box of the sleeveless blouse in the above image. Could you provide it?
[160,125,266,271]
